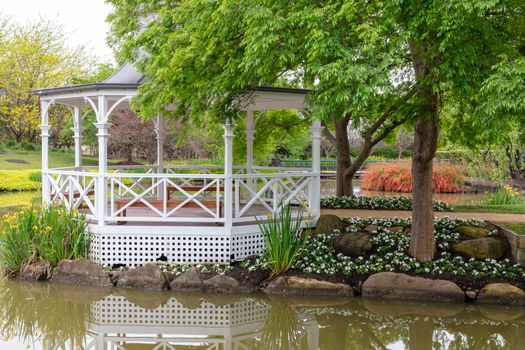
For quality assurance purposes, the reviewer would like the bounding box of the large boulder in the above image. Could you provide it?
[50,259,112,287]
[332,232,372,257]
[170,267,204,292]
[478,283,525,306]
[203,275,247,293]
[117,263,170,291]
[264,276,353,296]
[314,214,345,235]
[362,272,464,302]
[452,238,506,260]
[457,225,490,238]
[18,261,49,282]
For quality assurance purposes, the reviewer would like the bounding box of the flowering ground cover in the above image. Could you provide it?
[321,196,454,212]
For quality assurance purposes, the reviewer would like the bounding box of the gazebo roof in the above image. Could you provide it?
[34,62,308,111]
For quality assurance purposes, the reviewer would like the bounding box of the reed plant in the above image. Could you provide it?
[256,204,311,276]
[485,185,524,206]
[0,205,89,274]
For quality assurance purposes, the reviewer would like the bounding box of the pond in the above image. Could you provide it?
[320,179,488,204]
[0,280,524,349]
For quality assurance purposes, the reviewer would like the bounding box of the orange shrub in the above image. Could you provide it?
[361,162,463,193]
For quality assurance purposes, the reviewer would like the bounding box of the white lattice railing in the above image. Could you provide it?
[233,172,315,223]
[45,170,97,218]
[108,172,225,223]
[44,165,316,225]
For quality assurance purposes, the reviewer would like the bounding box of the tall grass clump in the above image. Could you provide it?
[361,162,463,193]
[0,205,89,274]
[485,185,524,206]
[257,205,311,276]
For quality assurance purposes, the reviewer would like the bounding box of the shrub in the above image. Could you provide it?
[0,170,41,191]
[0,205,89,273]
[256,205,311,276]
[361,162,463,193]
[485,185,524,206]
[320,196,454,212]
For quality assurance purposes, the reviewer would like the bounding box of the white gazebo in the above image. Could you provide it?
[34,62,322,267]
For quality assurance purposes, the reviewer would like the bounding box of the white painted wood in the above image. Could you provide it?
[309,120,322,217]
[95,95,110,227]
[223,123,234,230]
[72,105,83,169]
[40,99,53,204]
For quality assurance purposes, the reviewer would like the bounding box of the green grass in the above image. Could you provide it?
[0,148,121,170]
[454,204,525,214]
[499,222,525,235]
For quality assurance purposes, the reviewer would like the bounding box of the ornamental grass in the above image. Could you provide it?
[484,185,524,206]
[0,205,89,274]
[361,162,463,193]
[256,204,312,276]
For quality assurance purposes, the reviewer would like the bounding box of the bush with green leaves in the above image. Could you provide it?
[320,196,454,212]
[0,205,89,273]
[243,217,524,280]
[256,205,312,276]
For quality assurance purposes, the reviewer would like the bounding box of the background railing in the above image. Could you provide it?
[44,165,317,225]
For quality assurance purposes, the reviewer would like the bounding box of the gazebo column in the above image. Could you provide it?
[40,100,52,204]
[72,105,83,169]
[94,96,110,227]
[245,111,255,198]
[224,123,234,230]
[309,120,322,217]
[155,113,165,200]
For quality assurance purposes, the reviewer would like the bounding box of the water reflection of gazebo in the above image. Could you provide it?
[85,294,320,350]
[34,62,322,267]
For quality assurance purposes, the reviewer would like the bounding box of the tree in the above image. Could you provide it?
[387,1,525,261]
[107,0,525,262]
[0,18,93,143]
[107,0,412,197]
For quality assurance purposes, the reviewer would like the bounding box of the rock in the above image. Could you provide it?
[50,259,112,287]
[332,232,372,257]
[452,238,506,260]
[18,261,49,282]
[465,289,478,300]
[170,267,204,292]
[362,272,464,302]
[478,283,525,306]
[479,305,525,321]
[363,299,464,318]
[388,226,405,233]
[363,225,378,233]
[264,276,353,296]
[314,214,345,235]
[203,275,245,293]
[457,225,490,238]
[117,263,169,291]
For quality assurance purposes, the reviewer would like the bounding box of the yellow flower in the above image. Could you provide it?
[306,210,313,217]
[32,225,39,232]
[45,226,52,232]
[267,212,273,219]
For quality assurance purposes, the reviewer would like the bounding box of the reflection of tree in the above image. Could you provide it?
[0,281,91,350]
[257,301,308,350]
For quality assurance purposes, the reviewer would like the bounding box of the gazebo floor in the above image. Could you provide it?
[84,203,303,227]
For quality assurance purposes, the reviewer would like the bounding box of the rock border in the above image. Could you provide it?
[15,260,525,307]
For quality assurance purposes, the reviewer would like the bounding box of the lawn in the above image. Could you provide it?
[499,222,525,235]
[454,203,525,215]
[0,149,110,170]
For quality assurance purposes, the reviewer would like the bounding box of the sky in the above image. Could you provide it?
[1,0,115,62]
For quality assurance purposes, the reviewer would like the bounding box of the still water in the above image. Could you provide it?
[0,280,524,350]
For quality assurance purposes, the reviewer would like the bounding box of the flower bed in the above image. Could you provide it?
[361,162,463,193]
[321,195,454,212]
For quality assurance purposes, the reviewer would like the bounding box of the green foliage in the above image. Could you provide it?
[484,185,524,206]
[0,205,89,273]
[0,170,41,191]
[244,217,524,279]
[256,205,311,276]
[437,149,508,182]
[321,196,454,212]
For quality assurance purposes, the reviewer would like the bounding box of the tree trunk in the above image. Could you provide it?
[409,113,439,262]
[335,115,353,196]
